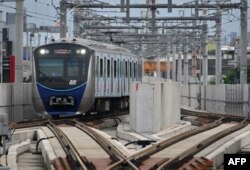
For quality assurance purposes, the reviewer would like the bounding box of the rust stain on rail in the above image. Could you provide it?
[178,157,213,170]
[88,158,113,170]
[139,157,169,170]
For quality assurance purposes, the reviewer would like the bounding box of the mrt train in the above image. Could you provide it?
[32,38,141,117]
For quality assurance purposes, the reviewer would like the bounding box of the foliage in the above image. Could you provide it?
[223,66,250,84]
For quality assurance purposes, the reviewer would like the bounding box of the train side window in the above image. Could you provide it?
[125,61,128,78]
[130,62,132,78]
[134,62,136,79]
[96,56,99,77]
[100,58,103,77]
[107,60,110,78]
[114,60,117,78]
[68,58,79,77]
[117,59,119,78]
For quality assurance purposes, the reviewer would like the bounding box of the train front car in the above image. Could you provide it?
[32,41,94,117]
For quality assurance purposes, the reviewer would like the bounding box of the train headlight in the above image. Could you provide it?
[40,49,49,55]
[76,49,86,55]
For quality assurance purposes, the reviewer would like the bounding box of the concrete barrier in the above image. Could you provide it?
[7,139,31,170]
[130,79,181,133]
[181,84,250,117]
[0,83,34,122]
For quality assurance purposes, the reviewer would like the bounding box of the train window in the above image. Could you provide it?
[134,62,136,79]
[117,59,119,78]
[38,58,63,78]
[107,60,110,78]
[68,58,79,77]
[125,61,128,77]
[130,62,132,78]
[100,58,103,77]
[96,56,99,77]
[114,60,117,78]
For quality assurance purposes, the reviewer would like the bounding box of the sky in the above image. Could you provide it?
[0,0,249,45]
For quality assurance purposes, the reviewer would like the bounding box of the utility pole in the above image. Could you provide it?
[156,50,160,78]
[167,42,171,80]
[183,38,188,85]
[60,0,67,38]
[215,0,222,84]
[202,9,208,86]
[73,0,80,37]
[177,43,182,83]
[15,0,24,83]
[172,43,176,81]
[240,0,248,84]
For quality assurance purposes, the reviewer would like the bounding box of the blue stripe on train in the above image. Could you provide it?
[37,83,87,115]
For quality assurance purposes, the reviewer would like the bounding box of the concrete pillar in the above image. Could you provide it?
[191,49,197,80]
[167,55,171,80]
[60,0,67,38]
[156,51,161,78]
[0,11,2,83]
[183,38,188,85]
[171,44,176,81]
[167,42,171,79]
[15,1,24,83]
[202,10,208,86]
[240,0,248,84]
[177,44,182,83]
[215,1,222,84]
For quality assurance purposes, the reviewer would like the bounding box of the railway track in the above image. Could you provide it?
[46,119,138,170]
[10,111,127,129]
[8,109,249,170]
[107,110,248,170]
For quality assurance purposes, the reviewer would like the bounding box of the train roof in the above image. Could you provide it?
[49,38,133,55]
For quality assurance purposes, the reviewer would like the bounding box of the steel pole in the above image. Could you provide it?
[215,1,222,84]
[240,0,248,84]
[183,38,188,85]
[177,44,182,83]
[171,44,176,81]
[202,10,208,86]
[15,1,24,83]
[60,0,67,38]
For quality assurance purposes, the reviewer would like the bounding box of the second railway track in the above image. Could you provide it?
[8,109,250,170]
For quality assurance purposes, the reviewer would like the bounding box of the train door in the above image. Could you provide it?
[99,54,105,96]
[95,53,99,96]
[125,58,129,95]
[112,55,119,96]
[121,56,125,96]
[116,55,121,96]
[129,59,133,92]
[117,57,121,96]
[106,56,111,96]
[134,61,137,81]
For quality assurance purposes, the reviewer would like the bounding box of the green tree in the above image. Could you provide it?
[223,66,250,84]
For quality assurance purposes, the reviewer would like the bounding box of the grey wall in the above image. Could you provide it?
[0,83,35,122]
[181,84,250,117]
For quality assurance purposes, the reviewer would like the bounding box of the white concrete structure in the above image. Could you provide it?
[130,78,181,133]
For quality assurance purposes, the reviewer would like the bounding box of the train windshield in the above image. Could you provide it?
[34,43,90,90]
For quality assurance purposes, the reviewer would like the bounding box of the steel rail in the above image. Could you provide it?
[108,116,224,169]
[181,108,249,121]
[46,120,89,170]
[73,120,139,170]
[10,111,128,129]
[155,118,248,170]
[10,119,48,129]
